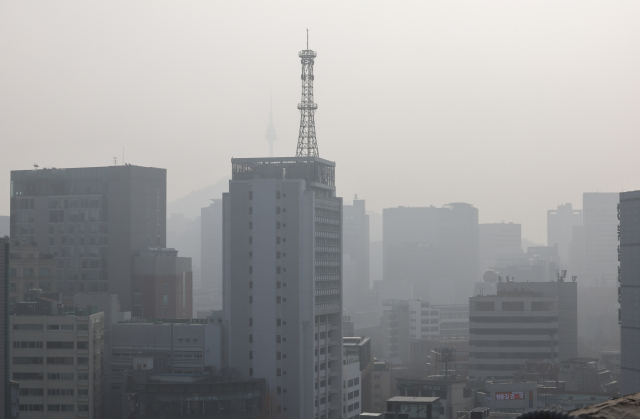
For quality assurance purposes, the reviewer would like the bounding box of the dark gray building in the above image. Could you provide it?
[201,198,222,294]
[10,165,166,313]
[1,237,9,419]
[383,204,479,303]
[619,190,640,394]
[343,197,369,312]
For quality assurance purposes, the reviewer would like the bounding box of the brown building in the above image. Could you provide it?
[132,248,192,319]
[7,242,56,305]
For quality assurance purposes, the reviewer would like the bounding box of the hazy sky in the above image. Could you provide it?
[1,1,639,243]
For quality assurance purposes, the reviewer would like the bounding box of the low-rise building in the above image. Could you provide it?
[481,380,538,414]
[368,361,392,413]
[122,366,266,418]
[343,350,362,419]
[385,396,441,419]
[396,377,474,419]
[558,358,618,394]
[10,294,104,419]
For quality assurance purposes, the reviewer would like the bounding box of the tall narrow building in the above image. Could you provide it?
[223,44,343,419]
[343,197,369,312]
[583,192,619,287]
[619,190,640,394]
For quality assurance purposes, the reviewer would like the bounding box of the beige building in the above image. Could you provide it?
[8,243,56,305]
[10,304,104,418]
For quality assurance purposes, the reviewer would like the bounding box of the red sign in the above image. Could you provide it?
[495,392,524,401]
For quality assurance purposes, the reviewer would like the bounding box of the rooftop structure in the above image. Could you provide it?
[296,32,319,157]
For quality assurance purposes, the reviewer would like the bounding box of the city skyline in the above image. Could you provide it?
[2,2,640,244]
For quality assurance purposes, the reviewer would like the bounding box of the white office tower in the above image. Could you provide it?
[223,157,343,419]
[619,190,640,394]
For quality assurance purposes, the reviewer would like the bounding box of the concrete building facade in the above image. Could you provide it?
[132,248,192,319]
[10,309,104,418]
[468,281,577,384]
[1,237,9,419]
[7,242,57,305]
[619,190,640,394]
[200,198,223,308]
[583,192,619,287]
[223,157,343,419]
[10,166,167,312]
[343,197,370,312]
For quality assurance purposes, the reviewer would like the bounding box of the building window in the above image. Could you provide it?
[162,283,170,292]
[162,308,170,317]
[162,295,169,304]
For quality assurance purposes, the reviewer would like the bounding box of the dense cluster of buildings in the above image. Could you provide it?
[1,43,638,419]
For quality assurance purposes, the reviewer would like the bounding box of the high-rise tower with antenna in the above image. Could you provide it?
[295,31,319,157]
[265,92,277,157]
[224,35,343,419]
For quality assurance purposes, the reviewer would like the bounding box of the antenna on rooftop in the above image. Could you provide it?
[295,31,319,157]
[113,157,118,166]
[556,269,567,282]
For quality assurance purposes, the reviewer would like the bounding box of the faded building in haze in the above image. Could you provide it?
[10,166,167,313]
[343,197,370,312]
[383,204,479,304]
[547,203,582,268]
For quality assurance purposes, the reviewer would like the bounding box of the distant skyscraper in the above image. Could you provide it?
[223,44,342,419]
[266,93,277,157]
[383,204,479,303]
[10,166,167,313]
[547,203,582,267]
[343,197,370,312]
[479,222,522,272]
[619,190,640,394]
[583,193,619,287]
[201,198,223,294]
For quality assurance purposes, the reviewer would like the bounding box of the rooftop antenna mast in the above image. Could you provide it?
[295,29,319,157]
[265,90,277,157]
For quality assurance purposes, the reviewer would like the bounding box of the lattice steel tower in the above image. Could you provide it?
[295,32,319,157]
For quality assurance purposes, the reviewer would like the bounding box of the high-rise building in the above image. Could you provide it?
[223,156,342,419]
[583,193,619,287]
[383,204,479,303]
[223,43,342,419]
[468,281,577,384]
[619,190,640,394]
[200,198,223,309]
[547,203,583,267]
[479,222,522,272]
[10,294,104,418]
[343,197,369,312]
[1,237,9,419]
[10,166,167,313]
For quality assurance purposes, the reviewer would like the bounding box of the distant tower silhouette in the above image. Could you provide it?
[265,92,277,157]
[295,30,319,157]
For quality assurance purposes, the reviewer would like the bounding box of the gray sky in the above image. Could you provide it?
[1,1,639,243]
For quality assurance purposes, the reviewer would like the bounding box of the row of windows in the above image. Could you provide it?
[20,404,88,412]
[13,341,89,349]
[19,388,87,396]
[470,316,558,323]
[469,328,558,335]
[13,324,75,331]
[13,372,88,380]
[14,356,89,364]
[48,223,107,235]
[8,267,52,278]
[470,352,556,359]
